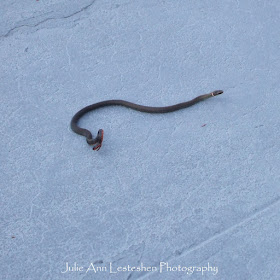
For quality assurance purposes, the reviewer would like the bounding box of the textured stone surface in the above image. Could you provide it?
[1,0,279,279]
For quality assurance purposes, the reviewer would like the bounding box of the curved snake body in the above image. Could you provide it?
[70,90,223,150]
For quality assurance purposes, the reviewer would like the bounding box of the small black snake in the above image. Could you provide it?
[70,90,223,150]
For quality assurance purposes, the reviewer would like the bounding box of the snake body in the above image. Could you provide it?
[70,90,223,150]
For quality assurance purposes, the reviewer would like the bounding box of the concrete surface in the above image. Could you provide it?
[1,0,279,279]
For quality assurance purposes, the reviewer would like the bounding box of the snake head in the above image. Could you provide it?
[93,129,104,151]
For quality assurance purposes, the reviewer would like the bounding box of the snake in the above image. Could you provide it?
[70,90,223,150]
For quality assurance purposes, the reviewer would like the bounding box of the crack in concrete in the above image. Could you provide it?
[0,0,96,38]
[135,196,280,279]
